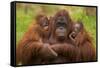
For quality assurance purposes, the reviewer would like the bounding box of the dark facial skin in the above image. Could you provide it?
[55,16,67,41]
[49,10,72,44]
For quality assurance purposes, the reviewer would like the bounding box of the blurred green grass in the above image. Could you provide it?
[16,9,34,44]
[16,4,97,47]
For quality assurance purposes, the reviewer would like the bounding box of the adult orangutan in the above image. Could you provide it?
[48,10,96,63]
[16,14,57,65]
[47,10,78,63]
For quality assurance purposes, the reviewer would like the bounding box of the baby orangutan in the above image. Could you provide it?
[69,21,96,61]
[69,22,83,45]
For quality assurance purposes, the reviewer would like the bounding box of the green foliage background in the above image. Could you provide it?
[16,3,97,47]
